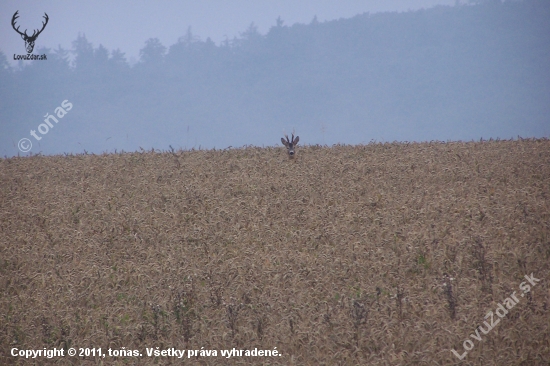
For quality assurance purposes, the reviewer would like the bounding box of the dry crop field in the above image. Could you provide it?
[1,139,549,365]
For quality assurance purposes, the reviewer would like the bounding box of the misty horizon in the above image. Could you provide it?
[1,0,458,67]
[1,0,549,157]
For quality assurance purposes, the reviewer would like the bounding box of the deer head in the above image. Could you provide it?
[281,131,299,158]
[12,11,49,54]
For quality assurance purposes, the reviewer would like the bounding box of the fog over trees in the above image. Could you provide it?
[1,0,549,156]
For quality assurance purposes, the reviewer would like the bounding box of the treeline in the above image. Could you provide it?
[1,0,549,156]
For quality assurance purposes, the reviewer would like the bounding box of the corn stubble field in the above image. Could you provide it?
[1,139,549,365]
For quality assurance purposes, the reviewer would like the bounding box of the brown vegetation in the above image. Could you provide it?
[1,139,549,365]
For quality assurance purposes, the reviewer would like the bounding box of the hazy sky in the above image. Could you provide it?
[2,0,455,64]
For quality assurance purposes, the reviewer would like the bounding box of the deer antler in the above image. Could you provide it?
[11,11,25,37]
[35,13,49,38]
[30,13,49,39]
[12,11,49,40]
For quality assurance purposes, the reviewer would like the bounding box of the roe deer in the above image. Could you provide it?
[281,131,299,159]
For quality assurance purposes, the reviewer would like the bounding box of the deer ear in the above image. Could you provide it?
[293,136,299,145]
[281,137,288,146]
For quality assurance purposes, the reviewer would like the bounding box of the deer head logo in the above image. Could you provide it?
[12,11,49,54]
[281,130,300,158]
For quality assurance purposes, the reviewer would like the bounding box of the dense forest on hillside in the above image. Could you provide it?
[1,0,549,156]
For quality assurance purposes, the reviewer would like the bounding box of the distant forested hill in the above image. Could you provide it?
[1,0,549,156]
